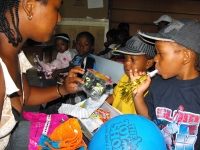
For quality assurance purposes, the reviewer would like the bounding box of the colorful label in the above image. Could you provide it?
[87,69,113,84]
[154,106,200,150]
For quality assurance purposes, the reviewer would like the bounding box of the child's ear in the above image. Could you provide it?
[146,59,154,69]
[182,49,194,65]
[90,44,95,52]
[91,44,95,50]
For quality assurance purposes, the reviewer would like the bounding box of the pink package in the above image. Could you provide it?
[22,111,69,150]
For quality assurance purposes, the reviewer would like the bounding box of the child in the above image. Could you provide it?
[72,31,96,71]
[41,31,96,113]
[118,22,130,35]
[134,18,200,149]
[51,31,96,77]
[106,34,155,114]
[65,31,96,104]
[111,28,131,63]
[97,28,118,58]
[34,33,77,79]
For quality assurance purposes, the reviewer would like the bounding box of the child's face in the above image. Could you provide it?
[154,41,184,79]
[76,36,94,56]
[55,38,69,53]
[123,54,151,76]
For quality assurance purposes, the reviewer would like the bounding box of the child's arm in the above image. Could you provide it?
[106,94,114,104]
[51,68,69,78]
[130,70,152,119]
[134,92,151,119]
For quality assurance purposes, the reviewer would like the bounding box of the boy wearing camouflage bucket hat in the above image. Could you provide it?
[106,34,156,114]
[134,18,200,149]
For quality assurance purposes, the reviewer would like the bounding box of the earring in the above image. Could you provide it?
[28,15,32,20]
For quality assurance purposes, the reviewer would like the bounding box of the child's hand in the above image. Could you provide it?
[129,69,146,82]
[129,69,151,97]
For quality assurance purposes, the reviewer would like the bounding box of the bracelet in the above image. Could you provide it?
[56,84,64,98]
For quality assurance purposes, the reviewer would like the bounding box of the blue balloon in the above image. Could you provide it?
[88,114,166,150]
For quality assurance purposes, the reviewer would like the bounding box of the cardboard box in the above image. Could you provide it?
[78,101,122,140]
[60,0,109,19]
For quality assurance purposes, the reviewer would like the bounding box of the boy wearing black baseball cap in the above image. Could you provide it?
[106,34,155,114]
[134,18,200,149]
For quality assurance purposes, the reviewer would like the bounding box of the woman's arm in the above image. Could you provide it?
[23,66,84,106]
[0,64,5,120]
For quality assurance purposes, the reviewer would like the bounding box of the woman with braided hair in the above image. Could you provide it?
[0,0,85,149]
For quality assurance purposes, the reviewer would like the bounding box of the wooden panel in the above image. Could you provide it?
[111,10,200,24]
[22,45,54,64]
[110,23,157,35]
[60,0,108,19]
[111,0,200,15]
[110,0,200,36]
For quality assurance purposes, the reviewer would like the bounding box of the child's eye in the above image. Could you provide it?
[157,52,162,56]
[131,58,135,62]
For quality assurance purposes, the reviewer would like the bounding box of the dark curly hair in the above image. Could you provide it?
[0,0,47,47]
[76,31,95,45]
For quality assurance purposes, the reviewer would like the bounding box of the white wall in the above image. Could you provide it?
[93,55,124,83]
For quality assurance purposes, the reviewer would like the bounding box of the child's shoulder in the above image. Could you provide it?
[86,53,95,59]
[150,74,165,86]
[66,49,78,59]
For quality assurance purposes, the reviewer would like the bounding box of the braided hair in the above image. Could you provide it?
[0,0,21,47]
[0,0,48,47]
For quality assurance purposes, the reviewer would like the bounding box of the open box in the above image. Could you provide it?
[78,101,122,140]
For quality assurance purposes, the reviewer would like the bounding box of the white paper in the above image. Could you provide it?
[87,0,103,9]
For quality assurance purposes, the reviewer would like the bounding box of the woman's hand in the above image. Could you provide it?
[64,66,85,94]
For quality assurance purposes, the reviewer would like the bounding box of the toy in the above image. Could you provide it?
[78,69,113,100]
[120,69,158,104]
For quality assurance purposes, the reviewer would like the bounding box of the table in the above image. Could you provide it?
[22,45,54,63]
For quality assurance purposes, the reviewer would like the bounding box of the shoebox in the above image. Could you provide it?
[77,101,122,140]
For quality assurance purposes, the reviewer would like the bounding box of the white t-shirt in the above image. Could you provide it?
[0,51,32,150]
